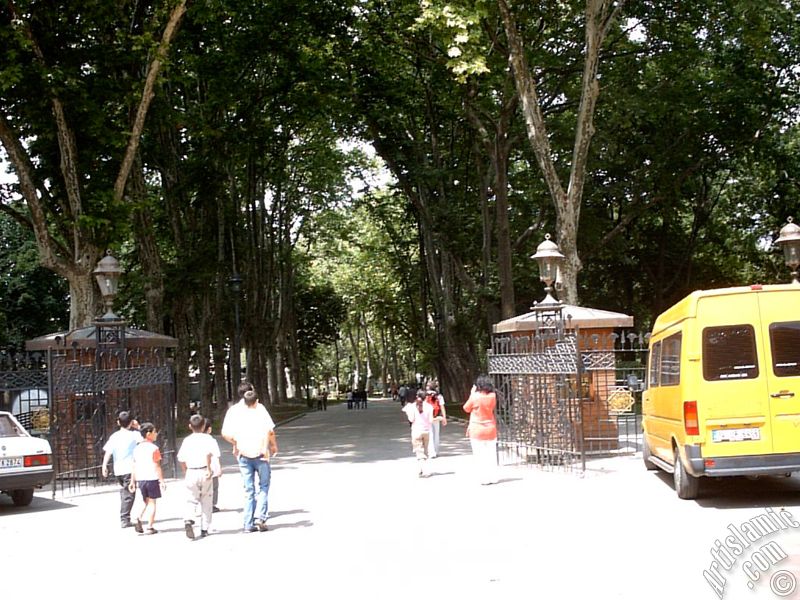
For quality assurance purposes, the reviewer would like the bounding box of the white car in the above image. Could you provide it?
[0,411,53,506]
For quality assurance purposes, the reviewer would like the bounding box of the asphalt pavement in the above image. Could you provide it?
[3,398,800,600]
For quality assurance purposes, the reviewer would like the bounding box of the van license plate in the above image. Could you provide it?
[0,457,23,469]
[712,428,761,442]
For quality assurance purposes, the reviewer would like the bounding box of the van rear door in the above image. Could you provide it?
[758,289,800,455]
[699,294,773,457]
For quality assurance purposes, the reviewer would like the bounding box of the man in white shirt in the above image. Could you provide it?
[101,411,142,528]
[221,382,278,533]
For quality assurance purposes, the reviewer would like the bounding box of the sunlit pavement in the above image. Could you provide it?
[3,398,800,600]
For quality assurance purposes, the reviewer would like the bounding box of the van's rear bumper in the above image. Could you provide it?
[685,445,800,477]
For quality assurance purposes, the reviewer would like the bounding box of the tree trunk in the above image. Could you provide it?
[66,269,101,330]
[494,139,515,317]
[379,324,389,397]
[130,156,165,332]
[267,352,281,407]
[212,343,228,414]
[173,310,191,428]
[497,0,625,305]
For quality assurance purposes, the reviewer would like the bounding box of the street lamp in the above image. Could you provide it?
[776,217,800,284]
[229,272,243,397]
[531,234,565,304]
[93,251,124,320]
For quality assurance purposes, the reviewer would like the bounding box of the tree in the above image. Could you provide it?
[0,0,187,329]
[496,0,626,304]
[0,206,68,346]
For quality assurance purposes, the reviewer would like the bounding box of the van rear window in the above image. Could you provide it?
[648,341,662,388]
[660,332,682,386]
[770,321,800,377]
[703,325,759,381]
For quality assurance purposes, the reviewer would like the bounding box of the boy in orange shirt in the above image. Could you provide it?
[128,422,165,534]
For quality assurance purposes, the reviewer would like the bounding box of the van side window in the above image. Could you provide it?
[703,325,759,381]
[769,321,800,377]
[660,332,682,386]
[649,341,662,388]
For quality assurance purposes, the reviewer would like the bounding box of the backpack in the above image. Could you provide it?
[427,395,441,417]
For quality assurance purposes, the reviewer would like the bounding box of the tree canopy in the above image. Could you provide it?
[2,0,799,408]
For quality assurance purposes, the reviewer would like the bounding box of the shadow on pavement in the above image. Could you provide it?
[0,495,76,514]
[649,470,800,509]
[268,519,313,530]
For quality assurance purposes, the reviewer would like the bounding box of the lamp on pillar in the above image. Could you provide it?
[93,251,126,358]
[93,251,124,321]
[229,272,243,395]
[776,217,800,284]
[531,234,565,305]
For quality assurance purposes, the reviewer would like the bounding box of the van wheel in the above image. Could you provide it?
[642,438,658,471]
[673,450,699,500]
[11,489,34,507]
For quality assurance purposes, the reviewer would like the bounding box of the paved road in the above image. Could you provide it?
[3,398,800,600]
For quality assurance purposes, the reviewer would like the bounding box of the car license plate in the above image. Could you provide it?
[0,457,23,468]
[712,427,761,442]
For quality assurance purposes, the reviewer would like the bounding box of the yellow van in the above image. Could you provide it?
[642,283,800,499]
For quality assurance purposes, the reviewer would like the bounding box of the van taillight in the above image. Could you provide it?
[684,401,700,436]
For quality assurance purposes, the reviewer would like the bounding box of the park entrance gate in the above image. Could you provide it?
[487,305,648,472]
[0,331,176,495]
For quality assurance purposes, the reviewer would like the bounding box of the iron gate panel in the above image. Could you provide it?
[49,346,177,494]
[0,351,50,432]
[489,328,649,472]
[0,346,176,496]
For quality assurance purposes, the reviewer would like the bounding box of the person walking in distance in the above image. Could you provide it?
[425,382,447,458]
[177,414,220,540]
[463,375,499,485]
[129,422,166,534]
[101,411,142,528]
[221,383,279,533]
[403,389,434,477]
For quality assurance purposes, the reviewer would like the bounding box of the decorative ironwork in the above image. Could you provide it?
[0,344,176,497]
[491,323,650,473]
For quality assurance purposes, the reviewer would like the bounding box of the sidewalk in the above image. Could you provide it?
[4,397,799,599]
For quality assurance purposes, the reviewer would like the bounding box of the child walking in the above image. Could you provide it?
[204,417,222,513]
[402,390,434,477]
[129,422,165,534]
[176,414,220,539]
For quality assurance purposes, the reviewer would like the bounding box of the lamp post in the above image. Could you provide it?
[531,233,565,305]
[776,217,800,284]
[93,251,126,365]
[93,251,124,321]
[229,272,243,400]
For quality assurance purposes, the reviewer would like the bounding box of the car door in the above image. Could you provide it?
[758,289,800,455]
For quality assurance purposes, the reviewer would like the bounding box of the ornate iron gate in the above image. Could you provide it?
[49,344,177,494]
[0,343,176,496]
[488,306,649,472]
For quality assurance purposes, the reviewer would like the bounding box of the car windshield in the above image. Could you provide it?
[0,414,26,437]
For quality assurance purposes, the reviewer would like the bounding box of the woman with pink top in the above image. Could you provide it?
[463,375,499,485]
[403,389,434,477]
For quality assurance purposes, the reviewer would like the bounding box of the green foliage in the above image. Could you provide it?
[414,0,491,80]
[0,210,68,346]
[3,0,800,394]
[294,279,346,360]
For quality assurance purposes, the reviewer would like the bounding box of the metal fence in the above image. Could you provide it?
[489,321,649,473]
[0,343,176,496]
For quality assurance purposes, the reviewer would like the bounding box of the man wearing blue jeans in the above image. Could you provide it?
[221,383,278,533]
